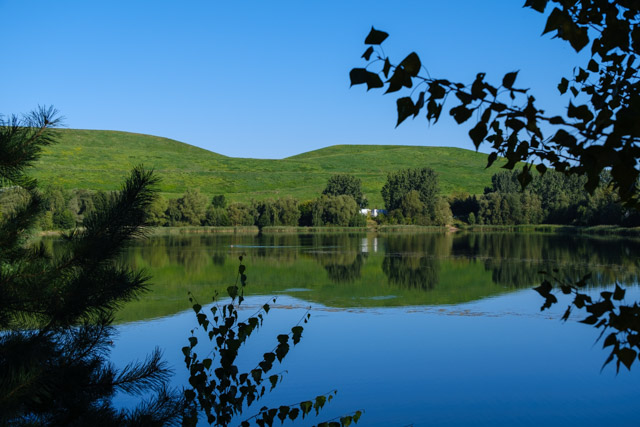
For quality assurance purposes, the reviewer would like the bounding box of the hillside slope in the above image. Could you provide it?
[33,129,501,206]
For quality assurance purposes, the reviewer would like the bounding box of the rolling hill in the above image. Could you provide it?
[33,129,502,206]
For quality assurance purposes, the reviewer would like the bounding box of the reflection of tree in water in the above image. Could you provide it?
[382,255,438,290]
[123,235,229,271]
[211,251,226,266]
[306,233,368,283]
[451,233,640,289]
[165,236,214,272]
[320,252,366,283]
[249,234,301,263]
[381,234,452,290]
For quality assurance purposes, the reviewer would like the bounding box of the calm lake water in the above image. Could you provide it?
[103,232,640,426]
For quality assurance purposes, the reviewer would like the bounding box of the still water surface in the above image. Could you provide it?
[107,232,640,426]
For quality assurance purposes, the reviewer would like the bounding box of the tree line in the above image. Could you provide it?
[450,169,640,226]
[6,166,637,230]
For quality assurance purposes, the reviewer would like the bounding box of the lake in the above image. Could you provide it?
[103,232,640,426]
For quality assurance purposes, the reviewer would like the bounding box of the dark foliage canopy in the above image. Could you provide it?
[381,167,439,213]
[322,174,367,208]
[352,0,640,372]
[351,0,640,207]
[0,107,182,425]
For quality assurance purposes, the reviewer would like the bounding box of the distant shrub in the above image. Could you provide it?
[312,195,358,226]
[227,202,254,226]
[204,206,230,226]
[298,200,314,226]
[211,194,226,209]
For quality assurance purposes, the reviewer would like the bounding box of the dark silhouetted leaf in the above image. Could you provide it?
[558,78,568,94]
[486,152,498,168]
[275,342,289,362]
[288,408,299,421]
[613,284,626,301]
[524,0,548,13]
[349,68,368,86]
[618,348,637,370]
[314,395,327,415]
[603,333,617,348]
[269,374,278,390]
[450,105,473,124]
[399,52,421,77]
[227,285,238,299]
[300,401,312,417]
[428,82,446,99]
[365,73,384,90]
[415,91,425,116]
[386,67,412,93]
[396,97,416,127]
[469,121,488,149]
[502,71,518,89]
[382,58,391,78]
[362,46,374,61]
[364,27,388,45]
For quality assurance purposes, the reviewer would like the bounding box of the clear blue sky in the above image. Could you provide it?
[1,0,583,159]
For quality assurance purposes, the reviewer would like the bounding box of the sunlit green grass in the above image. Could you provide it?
[34,129,503,206]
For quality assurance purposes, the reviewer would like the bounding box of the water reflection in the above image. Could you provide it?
[452,233,640,289]
[306,234,368,283]
[42,232,640,322]
[381,234,452,290]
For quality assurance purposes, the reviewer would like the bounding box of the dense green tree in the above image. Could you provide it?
[227,202,255,226]
[53,208,76,229]
[0,107,181,424]
[148,194,169,226]
[485,171,521,195]
[37,185,66,230]
[254,199,280,228]
[211,194,226,209]
[179,188,208,225]
[433,197,454,225]
[381,167,441,223]
[530,170,586,223]
[166,189,208,226]
[274,197,300,226]
[400,190,424,222]
[322,174,367,208]
[576,183,623,225]
[449,193,479,222]
[476,169,626,225]
[298,200,314,226]
[204,205,230,226]
[312,194,359,226]
[245,198,301,229]
[67,188,96,226]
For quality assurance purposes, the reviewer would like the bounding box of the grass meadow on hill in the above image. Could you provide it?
[34,129,501,206]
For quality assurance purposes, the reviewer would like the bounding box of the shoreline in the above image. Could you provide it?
[38,224,640,238]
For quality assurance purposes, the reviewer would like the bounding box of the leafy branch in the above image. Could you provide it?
[534,271,640,372]
[350,0,640,207]
[182,256,361,426]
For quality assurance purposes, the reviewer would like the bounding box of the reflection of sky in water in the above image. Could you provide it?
[104,233,640,425]
[112,289,640,426]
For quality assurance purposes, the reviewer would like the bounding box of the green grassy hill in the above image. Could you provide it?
[34,129,501,206]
